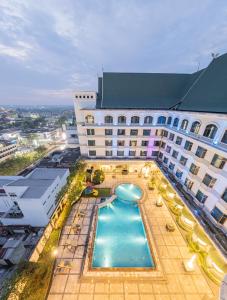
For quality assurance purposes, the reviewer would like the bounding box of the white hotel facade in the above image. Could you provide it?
[74,54,227,230]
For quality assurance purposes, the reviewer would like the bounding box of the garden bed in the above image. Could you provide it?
[82,188,112,198]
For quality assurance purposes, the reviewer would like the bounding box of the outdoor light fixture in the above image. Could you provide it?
[183,254,197,272]
[168,192,175,199]
[52,248,58,257]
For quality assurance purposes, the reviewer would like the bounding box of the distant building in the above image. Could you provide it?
[0,238,26,266]
[0,140,17,162]
[0,168,69,227]
[62,124,79,147]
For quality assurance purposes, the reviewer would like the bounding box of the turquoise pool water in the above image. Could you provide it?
[92,183,154,268]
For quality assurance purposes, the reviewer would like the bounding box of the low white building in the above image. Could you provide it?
[0,168,69,227]
[62,124,79,147]
[0,140,17,162]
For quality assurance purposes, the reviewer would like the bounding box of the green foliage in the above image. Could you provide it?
[92,169,105,185]
[82,188,111,198]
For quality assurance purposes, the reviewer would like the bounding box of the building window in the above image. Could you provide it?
[88,140,95,146]
[190,121,201,134]
[143,129,151,136]
[154,140,161,146]
[105,150,112,156]
[221,130,227,144]
[144,116,153,124]
[184,178,193,190]
[117,150,124,156]
[117,140,125,146]
[181,119,188,130]
[89,150,96,156]
[118,129,125,135]
[141,140,149,146]
[167,116,172,125]
[176,136,183,145]
[140,150,147,157]
[202,174,216,188]
[163,157,168,164]
[195,190,207,203]
[105,115,113,124]
[173,117,179,127]
[166,146,171,153]
[211,154,226,169]
[131,116,140,124]
[129,140,137,146]
[157,116,166,124]
[105,140,112,146]
[221,188,227,203]
[85,115,94,124]
[203,124,218,139]
[176,169,183,179]
[162,130,168,137]
[158,152,163,159]
[130,129,138,136]
[87,129,95,135]
[169,133,175,141]
[152,151,159,156]
[129,150,136,156]
[189,163,199,175]
[184,140,193,151]
[211,207,227,224]
[172,150,178,159]
[105,129,113,135]
[118,116,126,124]
[169,162,175,171]
[195,146,207,158]
[180,156,187,166]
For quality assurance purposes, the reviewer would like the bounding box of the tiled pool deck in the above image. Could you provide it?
[48,173,219,300]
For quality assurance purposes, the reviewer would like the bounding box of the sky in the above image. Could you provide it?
[0,0,227,105]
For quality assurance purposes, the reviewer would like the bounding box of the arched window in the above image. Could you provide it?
[167,116,172,125]
[118,115,126,124]
[203,124,218,139]
[190,121,201,134]
[173,117,179,127]
[157,116,166,124]
[221,130,227,144]
[131,116,140,124]
[85,115,94,124]
[144,116,153,124]
[180,119,188,130]
[105,115,113,124]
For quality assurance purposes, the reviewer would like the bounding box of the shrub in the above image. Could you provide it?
[92,169,105,185]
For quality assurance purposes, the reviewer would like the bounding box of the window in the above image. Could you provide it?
[189,163,199,175]
[87,129,95,135]
[211,207,227,224]
[141,140,149,146]
[158,152,163,159]
[180,156,188,166]
[166,146,171,153]
[172,150,179,159]
[130,129,138,136]
[203,124,218,139]
[221,130,227,144]
[163,157,168,164]
[143,129,151,136]
[162,130,168,137]
[105,115,113,124]
[157,116,166,124]
[89,150,96,156]
[176,136,183,145]
[184,178,193,190]
[152,151,159,156]
[117,150,124,156]
[173,117,179,127]
[85,115,94,124]
[176,169,183,179]
[70,134,76,138]
[140,150,147,157]
[118,116,126,124]
[131,116,140,124]
[105,140,112,146]
[211,154,226,169]
[117,140,125,146]
[190,121,201,134]
[106,150,112,156]
[118,129,125,135]
[202,174,216,188]
[169,133,175,141]
[184,140,193,151]
[129,150,136,156]
[88,140,95,146]
[195,190,207,203]
[181,119,188,130]
[144,116,153,124]
[195,146,207,158]
[167,116,172,125]
[154,140,161,146]
[105,129,112,135]
[160,141,166,148]
[130,140,137,146]
[221,188,227,202]
[169,162,175,171]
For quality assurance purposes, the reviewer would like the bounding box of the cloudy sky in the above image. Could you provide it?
[0,0,227,105]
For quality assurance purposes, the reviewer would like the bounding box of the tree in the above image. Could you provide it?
[92,169,105,185]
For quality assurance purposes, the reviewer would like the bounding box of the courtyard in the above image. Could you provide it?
[48,160,223,300]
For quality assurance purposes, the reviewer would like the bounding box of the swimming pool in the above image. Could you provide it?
[92,183,154,269]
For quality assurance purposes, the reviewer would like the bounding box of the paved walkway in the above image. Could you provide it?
[48,173,219,300]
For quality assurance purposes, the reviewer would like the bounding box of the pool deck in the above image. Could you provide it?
[48,173,219,300]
